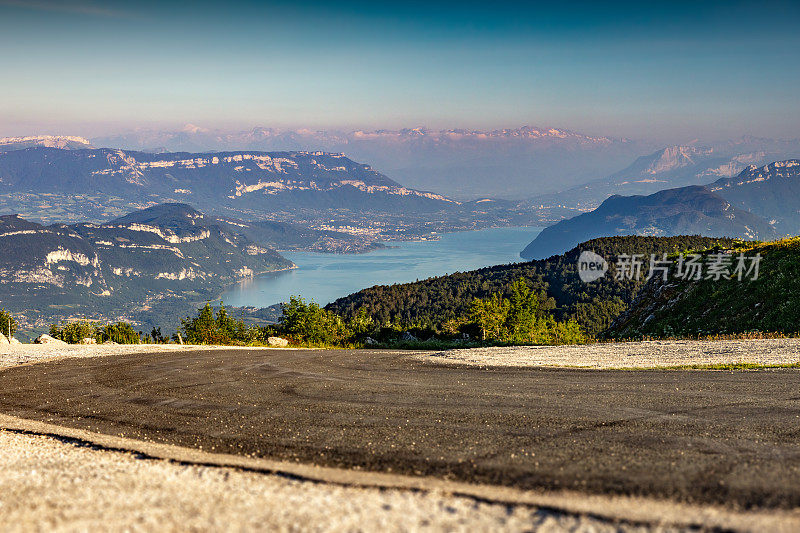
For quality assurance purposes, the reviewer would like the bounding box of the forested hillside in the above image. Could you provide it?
[609,237,800,338]
[327,235,739,336]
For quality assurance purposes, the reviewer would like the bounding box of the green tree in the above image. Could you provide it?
[465,278,587,345]
[278,296,348,345]
[150,327,167,344]
[182,303,220,344]
[347,307,375,336]
[505,279,544,340]
[181,303,257,345]
[0,309,17,339]
[100,322,140,344]
[468,294,508,341]
[49,321,98,343]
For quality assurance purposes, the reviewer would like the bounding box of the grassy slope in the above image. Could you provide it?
[609,238,800,337]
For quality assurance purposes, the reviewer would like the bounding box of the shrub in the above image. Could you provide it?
[50,321,99,343]
[150,327,168,343]
[464,278,587,345]
[49,320,142,344]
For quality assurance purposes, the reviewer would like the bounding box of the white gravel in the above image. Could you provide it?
[0,342,297,371]
[426,338,800,368]
[0,342,192,370]
[0,429,682,532]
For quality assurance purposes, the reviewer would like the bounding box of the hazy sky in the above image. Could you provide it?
[1,0,799,142]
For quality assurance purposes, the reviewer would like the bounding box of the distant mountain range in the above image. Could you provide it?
[0,135,93,151]
[91,125,651,199]
[0,141,571,236]
[709,160,800,235]
[0,145,451,210]
[529,138,800,211]
[521,159,800,260]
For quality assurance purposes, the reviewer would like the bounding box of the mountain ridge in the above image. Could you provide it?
[0,146,459,224]
[520,182,778,260]
[0,145,564,237]
[0,203,295,331]
[0,135,93,151]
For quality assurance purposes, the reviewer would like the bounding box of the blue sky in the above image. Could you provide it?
[1,0,799,141]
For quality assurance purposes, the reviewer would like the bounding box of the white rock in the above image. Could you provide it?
[267,336,289,347]
[0,333,8,345]
[399,332,418,342]
[34,334,68,345]
[9,337,21,345]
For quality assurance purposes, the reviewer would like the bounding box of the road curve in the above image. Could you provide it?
[0,348,798,510]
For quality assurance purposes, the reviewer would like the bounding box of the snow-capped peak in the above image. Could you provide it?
[0,135,92,149]
[181,124,209,134]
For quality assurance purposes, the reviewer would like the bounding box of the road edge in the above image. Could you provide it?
[1,413,797,532]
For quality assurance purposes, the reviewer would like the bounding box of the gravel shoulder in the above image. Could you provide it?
[0,342,309,371]
[5,418,796,533]
[425,338,800,368]
[6,337,800,373]
[5,428,660,533]
[0,342,189,370]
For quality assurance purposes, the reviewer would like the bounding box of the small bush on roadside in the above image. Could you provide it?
[49,320,141,344]
[149,327,168,343]
[50,321,99,343]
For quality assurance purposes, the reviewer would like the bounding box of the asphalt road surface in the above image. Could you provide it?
[1,348,798,510]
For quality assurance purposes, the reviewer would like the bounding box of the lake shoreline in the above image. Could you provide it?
[220,226,542,309]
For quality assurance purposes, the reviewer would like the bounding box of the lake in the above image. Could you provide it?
[219,226,542,308]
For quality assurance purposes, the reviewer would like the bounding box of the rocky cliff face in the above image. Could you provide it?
[0,204,293,328]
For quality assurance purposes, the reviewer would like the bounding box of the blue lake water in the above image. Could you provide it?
[219,226,542,308]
